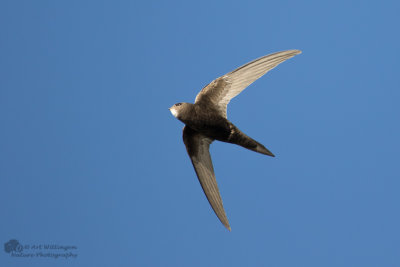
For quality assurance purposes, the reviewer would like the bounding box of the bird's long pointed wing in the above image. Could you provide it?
[182,126,231,231]
[195,50,301,118]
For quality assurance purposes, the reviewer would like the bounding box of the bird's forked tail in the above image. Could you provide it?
[227,124,275,157]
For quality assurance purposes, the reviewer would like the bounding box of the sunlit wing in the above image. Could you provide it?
[195,50,301,118]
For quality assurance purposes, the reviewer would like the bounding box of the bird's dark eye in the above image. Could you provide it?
[175,103,182,106]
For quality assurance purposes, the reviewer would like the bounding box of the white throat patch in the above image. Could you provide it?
[170,108,178,118]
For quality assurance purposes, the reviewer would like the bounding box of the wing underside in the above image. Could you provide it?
[182,126,231,230]
[195,50,302,118]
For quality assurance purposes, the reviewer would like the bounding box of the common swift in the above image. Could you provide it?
[169,50,301,230]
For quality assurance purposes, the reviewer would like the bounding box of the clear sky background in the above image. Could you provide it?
[1,1,399,266]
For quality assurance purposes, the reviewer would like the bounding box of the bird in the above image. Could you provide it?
[169,50,301,231]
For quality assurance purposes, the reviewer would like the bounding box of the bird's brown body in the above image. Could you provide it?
[176,103,274,156]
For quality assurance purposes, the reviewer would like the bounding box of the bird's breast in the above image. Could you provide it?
[186,116,231,141]
[178,104,231,140]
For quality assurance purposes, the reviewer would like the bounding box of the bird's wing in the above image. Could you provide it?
[182,126,231,231]
[195,50,301,118]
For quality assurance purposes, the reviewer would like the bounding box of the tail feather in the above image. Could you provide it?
[254,141,275,157]
[228,123,275,157]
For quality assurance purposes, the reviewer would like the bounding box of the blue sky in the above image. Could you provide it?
[1,0,399,266]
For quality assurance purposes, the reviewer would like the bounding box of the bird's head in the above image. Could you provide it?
[169,102,189,119]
